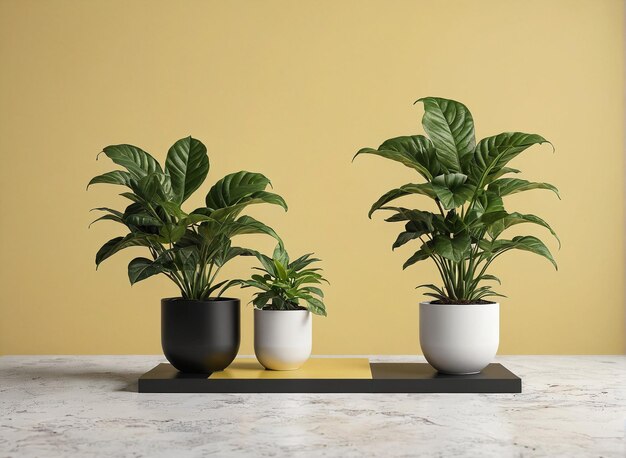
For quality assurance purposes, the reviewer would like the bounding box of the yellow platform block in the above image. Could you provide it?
[212,358,373,380]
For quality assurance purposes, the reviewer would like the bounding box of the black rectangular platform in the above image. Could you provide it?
[138,359,521,393]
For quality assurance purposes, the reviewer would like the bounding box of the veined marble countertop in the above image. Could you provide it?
[0,355,624,457]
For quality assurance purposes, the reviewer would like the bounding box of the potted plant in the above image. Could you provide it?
[230,243,328,370]
[354,97,559,374]
[88,136,287,373]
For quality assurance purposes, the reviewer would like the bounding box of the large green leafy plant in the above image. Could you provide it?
[354,97,559,304]
[88,136,287,300]
[231,244,328,316]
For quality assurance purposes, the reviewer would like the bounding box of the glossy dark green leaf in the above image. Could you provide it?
[128,257,168,285]
[165,136,209,203]
[416,97,475,172]
[226,216,282,242]
[303,295,327,316]
[99,144,162,179]
[430,232,471,262]
[431,173,474,210]
[160,201,188,220]
[368,183,435,218]
[95,234,152,267]
[132,173,174,202]
[382,207,436,228]
[119,192,143,204]
[354,135,440,179]
[216,247,256,267]
[392,230,422,250]
[488,178,560,199]
[89,214,124,227]
[403,247,431,269]
[289,254,320,271]
[480,235,557,269]
[471,133,552,186]
[87,171,133,188]
[205,171,271,209]
[205,171,287,220]
[488,212,560,246]
[158,224,186,244]
[480,274,501,285]
[210,192,288,221]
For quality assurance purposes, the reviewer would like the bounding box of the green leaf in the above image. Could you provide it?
[215,246,256,267]
[430,232,471,262]
[123,203,163,228]
[354,135,440,179]
[480,274,501,285]
[488,212,560,247]
[255,252,277,277]
[226,216,282,242]
[302,295,327,316]
[205,171,271,209]
[160,201,188,220]
[131,173,174,202]
[302,286,324,298]
[479,194,507,225]
[273,243,290,266]
[392,230,422,250]
[382,208,436,228]
[174,246,200,274]
[417,283,447,296]
[471,132,552,186]
[165,136,209,203]
[99,144,162,179]
[125,213,163,227]
[488,178,560,199]
[210,192,288,221]
[205,171,287,220]
[87,171,133,189]
[480,235,557,269]
[289,253,320,271]
[392,216,435,250]
[91,207,123,218]
[273,259,288,281]
[95,234,152,267]
[368,183,435,218]
[403,247,431,269]
[119,192,144,204]
[128,257,168,285]
[415,97,476,172]
[89,214,124,227]
[431,173,474,210]
[159,224,186,244]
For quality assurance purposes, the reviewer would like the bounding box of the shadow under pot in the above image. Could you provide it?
[161,298,240,373]
[254,309,312,370]
[419,301,499,375]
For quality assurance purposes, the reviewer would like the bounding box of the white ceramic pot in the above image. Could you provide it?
[254,309,312,370]
[419,302,499,374]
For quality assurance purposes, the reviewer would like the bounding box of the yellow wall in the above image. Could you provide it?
[0,0,623,355]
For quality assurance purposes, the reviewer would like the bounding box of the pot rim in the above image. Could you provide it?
[162,297,240,303]
[254,308,311,313]
[419,301,499,307]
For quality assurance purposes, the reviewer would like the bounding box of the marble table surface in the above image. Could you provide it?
[0,355,624,457]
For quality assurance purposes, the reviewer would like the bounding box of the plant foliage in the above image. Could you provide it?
[88,136,287,300]
[230,244,328,316]
[354,97,559,303]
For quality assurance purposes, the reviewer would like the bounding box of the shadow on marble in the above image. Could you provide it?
[3,364,141,392]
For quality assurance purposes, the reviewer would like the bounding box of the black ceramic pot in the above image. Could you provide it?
[161,298,240,373]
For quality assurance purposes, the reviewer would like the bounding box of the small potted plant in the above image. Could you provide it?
[354,97,559,374]
[89,136,287,373]
[230,244,328,370]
